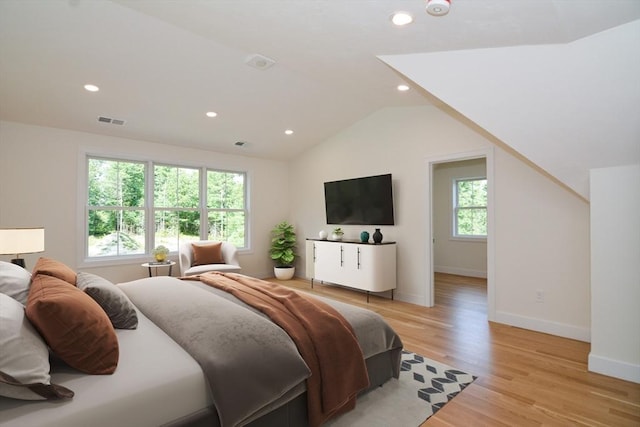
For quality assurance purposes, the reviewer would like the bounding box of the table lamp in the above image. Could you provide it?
[0,227,45,268]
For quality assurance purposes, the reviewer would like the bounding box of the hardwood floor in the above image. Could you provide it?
[275,273,640,426]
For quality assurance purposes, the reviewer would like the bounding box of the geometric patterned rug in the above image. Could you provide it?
[327,350,477,427]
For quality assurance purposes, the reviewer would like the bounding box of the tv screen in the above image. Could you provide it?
[324,174,395,225]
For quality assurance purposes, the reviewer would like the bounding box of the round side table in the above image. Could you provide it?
[141,261,176,277]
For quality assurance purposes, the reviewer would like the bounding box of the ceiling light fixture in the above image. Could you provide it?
[84,84,99,92]
[397,84,410,92]
[206,111,218,118]
[426,0,450,16]
[391,11,413,26]
[284,129,294,135]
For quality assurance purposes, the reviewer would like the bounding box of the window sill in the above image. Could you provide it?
[450,236,487,243]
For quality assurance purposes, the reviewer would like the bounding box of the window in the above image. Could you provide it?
[87,158,146,257]
[86,156,247,260]
[453,177,487,238]
[154,165,201,252]
[206,170,246,248]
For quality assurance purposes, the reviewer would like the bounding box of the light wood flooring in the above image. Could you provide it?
[274,273,640,426]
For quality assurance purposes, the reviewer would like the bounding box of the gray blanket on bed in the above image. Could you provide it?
[119,277,311,427]
[119,276,403,427]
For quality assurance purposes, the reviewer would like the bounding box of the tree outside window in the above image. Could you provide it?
[454,178,487,238]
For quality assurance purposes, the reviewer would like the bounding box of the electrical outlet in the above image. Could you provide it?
[536,290,544,303]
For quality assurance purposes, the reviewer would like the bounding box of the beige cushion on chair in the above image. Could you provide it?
[179,241,241,276]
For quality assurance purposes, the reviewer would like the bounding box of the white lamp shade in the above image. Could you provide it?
[0,228,45,255]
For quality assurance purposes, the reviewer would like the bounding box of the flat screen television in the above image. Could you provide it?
[324,174,395,225]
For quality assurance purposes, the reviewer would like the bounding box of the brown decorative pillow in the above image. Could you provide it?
[26,274,119,375]
[32,257,77,286]
[192,242,224,266]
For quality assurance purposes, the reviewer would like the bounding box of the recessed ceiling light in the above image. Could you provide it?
[284,129,294,135]
[391,12,413,26]
[206,111,218,118]
[397,84,410,92]
[84,84,99,92]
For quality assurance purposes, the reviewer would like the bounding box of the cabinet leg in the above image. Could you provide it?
[366,291,370,303]
[391,289,394,300]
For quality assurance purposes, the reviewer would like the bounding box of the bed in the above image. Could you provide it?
[0,260,403,427]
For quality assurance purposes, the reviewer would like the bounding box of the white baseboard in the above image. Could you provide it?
[588,353,640,383]
[434,265,487,279]
[495,310,591,342]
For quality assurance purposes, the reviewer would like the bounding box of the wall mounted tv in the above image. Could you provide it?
[324,174,395,225]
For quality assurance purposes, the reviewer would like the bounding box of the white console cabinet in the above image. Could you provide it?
[307,239,396,301]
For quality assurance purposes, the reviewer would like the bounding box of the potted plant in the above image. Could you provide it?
[152,245,169,262]
[331,227,344,241]
[269,221,297,280]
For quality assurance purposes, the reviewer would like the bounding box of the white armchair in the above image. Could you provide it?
[178,241,241,276]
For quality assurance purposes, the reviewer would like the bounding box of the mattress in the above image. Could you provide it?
[0,309,212,427]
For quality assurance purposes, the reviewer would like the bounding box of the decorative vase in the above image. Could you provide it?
[360,231,370,243]
[372,228,383,244]
[331,233,343,241]
[319,230,327,240]
[155,253,167,262]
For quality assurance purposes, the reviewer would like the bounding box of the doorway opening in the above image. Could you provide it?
[426,149,495,321]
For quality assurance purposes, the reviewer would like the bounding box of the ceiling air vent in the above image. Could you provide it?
[98,116,126,126]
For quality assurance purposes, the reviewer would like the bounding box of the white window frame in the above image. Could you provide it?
[82,154,248,265]
[452,176,487,241]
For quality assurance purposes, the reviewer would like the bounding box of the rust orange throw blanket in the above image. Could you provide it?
[184,272,370,426]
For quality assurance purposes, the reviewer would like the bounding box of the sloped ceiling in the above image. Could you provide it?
[0,1,639,198]
[380,20,640,200]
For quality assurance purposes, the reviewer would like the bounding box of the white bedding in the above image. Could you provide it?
[0,308,212,427]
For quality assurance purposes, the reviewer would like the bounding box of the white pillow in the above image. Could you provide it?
[0,261,32,305]
[0,293,73,400]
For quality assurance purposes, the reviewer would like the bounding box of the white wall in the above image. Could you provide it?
[433,159,487,278]
[0,120,290,283]
[290,105,591,341]
[492,146,590,341]
[589,164,640,383]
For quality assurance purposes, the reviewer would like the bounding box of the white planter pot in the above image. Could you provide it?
[274,266,295,280]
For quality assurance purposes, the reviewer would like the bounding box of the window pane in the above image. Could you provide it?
[154,210,200,252]
[88,159,145,207]
[88,209,145,256]
[207,171,245,209]
[208,211,245,247]
[456,208,487,236]
[457,179,487,207]
[154,165,199,208]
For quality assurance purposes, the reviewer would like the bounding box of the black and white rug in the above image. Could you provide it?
[327,350,476,427]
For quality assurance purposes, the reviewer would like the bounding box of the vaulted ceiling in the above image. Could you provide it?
[1,1,638,199]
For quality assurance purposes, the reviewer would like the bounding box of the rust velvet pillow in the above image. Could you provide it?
[32,257,77,286]
[192,242,224,266]
[25,274,119,375]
